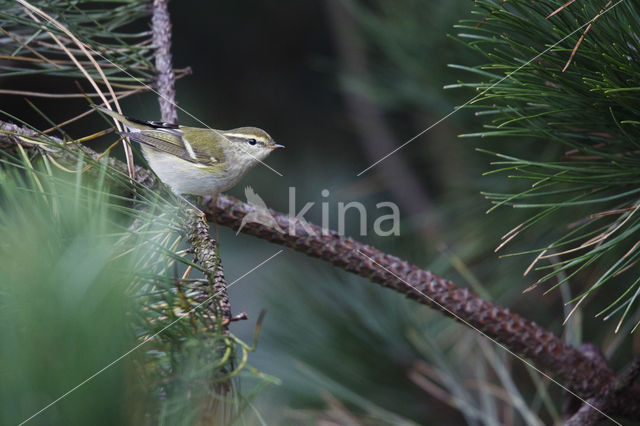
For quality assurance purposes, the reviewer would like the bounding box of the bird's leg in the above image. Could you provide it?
[177,193,206,219]
[210,193,220,242]
[210,193,219,216]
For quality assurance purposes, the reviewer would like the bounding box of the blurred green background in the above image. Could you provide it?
[3,0,639,424]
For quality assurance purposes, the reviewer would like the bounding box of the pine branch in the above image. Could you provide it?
[208,195,640,419]
[455,0,640,325]
[2,126,640,420]
[566,354,640,425]
[206,197,610,388]
[0,121,156,188]
[186,214,231,332]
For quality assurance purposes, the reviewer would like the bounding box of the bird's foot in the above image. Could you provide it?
[177,194,207,220]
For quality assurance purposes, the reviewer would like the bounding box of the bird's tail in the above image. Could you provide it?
[93,105,178,131]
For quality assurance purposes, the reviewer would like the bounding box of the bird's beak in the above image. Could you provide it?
[268,143,285,149]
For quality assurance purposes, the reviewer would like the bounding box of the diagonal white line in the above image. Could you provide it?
[356,0,625,176]
[356,249,621,425]
[18,249,284,426]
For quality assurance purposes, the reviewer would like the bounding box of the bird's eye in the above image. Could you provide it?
[248,138,257,145]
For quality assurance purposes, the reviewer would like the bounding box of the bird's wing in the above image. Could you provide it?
[181,127,226,165]
[122,129,198,163]
[123,127,225,166]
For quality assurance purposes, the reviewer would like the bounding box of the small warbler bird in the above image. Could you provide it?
[96,105,283,211]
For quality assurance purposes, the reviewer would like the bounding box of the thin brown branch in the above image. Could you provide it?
[546,0,577,20]
[0,53,149,68]
[558,0,613,72]
[0,25,62,68]
[0,89,138,98]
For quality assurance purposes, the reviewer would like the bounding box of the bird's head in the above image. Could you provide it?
[221,127,284,165]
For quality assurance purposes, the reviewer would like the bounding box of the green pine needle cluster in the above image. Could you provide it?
[0,1,278,422]
[453,0,640,330]
[0,0,154,86]
[0,134,275,423]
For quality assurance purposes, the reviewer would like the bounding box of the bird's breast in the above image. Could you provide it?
[141,145,251,196]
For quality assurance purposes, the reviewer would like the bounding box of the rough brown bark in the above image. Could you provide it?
[151,0,178,124]
[186,214,231,331]
[150,0,231,331]
[566,354,640,425]
[206,194,640,421]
